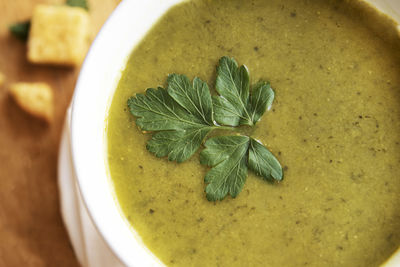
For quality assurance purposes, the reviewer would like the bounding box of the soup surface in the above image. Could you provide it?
[107,0,400,266]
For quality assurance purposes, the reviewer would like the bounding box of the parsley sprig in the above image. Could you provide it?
[9,21,31,41]
[128,56,283,201]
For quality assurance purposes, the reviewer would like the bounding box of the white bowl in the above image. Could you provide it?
[68,0,400,266]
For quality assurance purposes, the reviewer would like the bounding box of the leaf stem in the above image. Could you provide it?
[215,126,236,131]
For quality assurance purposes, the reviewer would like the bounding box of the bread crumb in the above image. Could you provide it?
[0,72,5,87]
[28,4,90,66]
[9,82,54,122]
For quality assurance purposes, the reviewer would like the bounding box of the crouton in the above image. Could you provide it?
[0,72,4,87]
[28,4,90,66]
[9,82,54,122]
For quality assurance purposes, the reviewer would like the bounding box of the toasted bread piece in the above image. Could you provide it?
[0,72,4,87]
[28,4,90,66]
[9,82,54,122]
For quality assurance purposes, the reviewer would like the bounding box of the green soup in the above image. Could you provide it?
[107,0,400,266]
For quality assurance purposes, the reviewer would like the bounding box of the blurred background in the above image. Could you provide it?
[0,0,120,266]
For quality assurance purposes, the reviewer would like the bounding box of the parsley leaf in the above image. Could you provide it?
[167,74,214,125]
[213,56,275,126]
[66,0,89,10]
[9,21,30,41]
[248,138,283,182]
[127,75,217,163]
[200,136,282,200]
[247,81,275,125]
[200,136,250,201]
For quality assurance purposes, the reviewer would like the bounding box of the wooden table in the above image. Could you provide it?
[0,0,120,265]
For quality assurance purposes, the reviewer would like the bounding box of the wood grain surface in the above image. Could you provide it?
[0,0,120,266]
